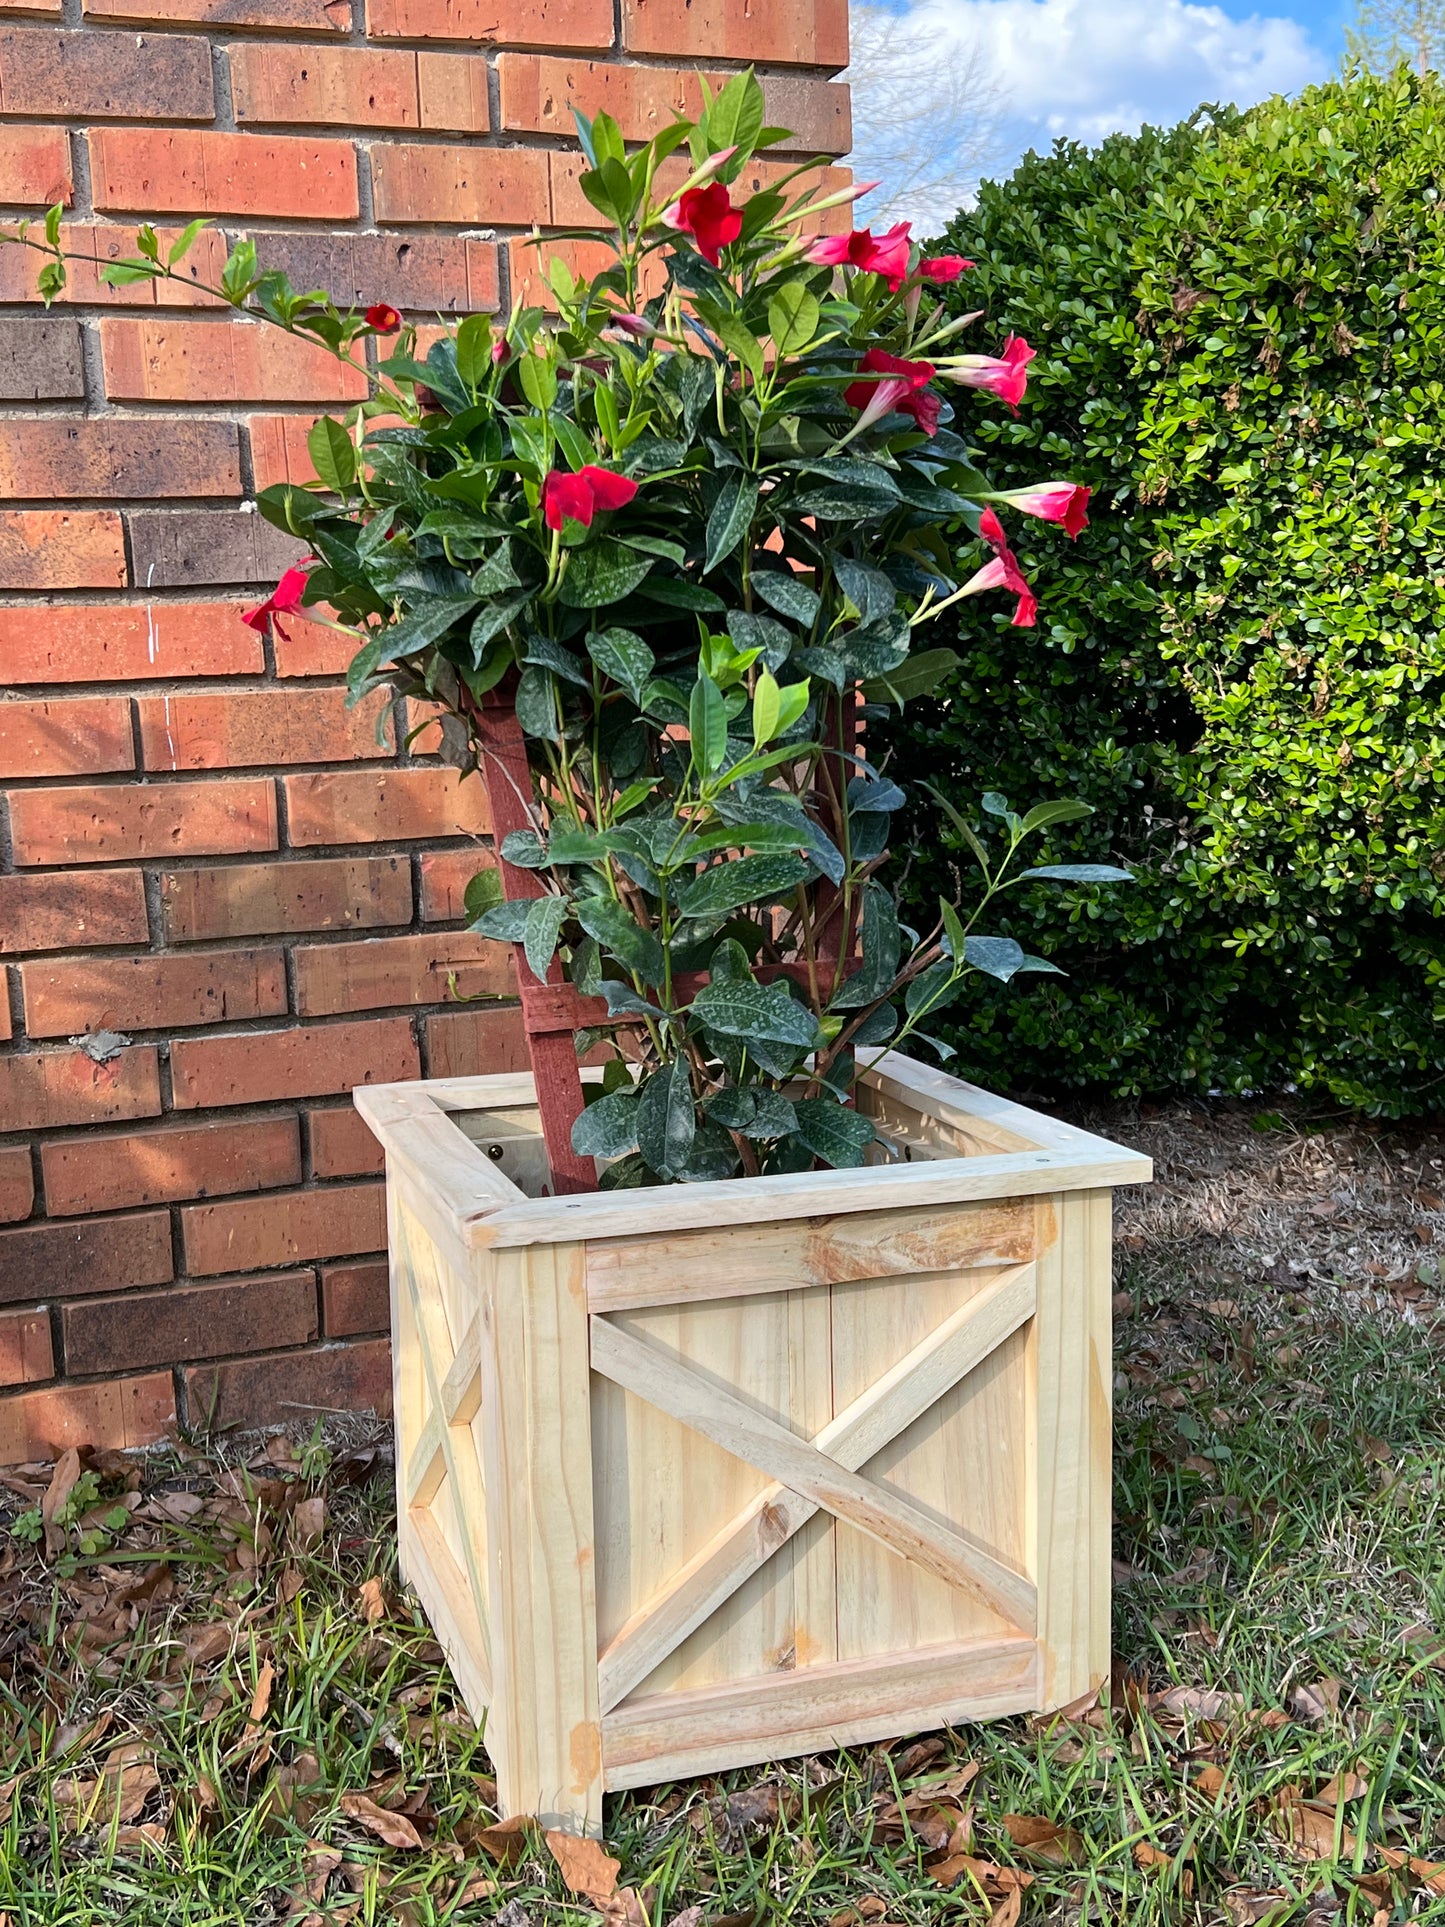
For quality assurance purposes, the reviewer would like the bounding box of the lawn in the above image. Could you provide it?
[1,1100,1442,1927]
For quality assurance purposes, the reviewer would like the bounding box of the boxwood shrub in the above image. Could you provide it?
[886,70,1445,1114]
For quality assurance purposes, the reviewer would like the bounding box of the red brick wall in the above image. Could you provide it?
[0,0,850,1462]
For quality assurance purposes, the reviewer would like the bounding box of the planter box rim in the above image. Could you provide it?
[355,1049,1152,1249]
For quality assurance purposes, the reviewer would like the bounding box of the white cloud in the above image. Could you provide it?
[847,0,1328,220]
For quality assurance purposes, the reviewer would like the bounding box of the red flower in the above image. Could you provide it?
[241,565,310,642]
[807,222,913,290]
[918,256,974,282]
[994,481,1091,539]
[978,508,1037,627]
[541,465,639,532]
[844,349,940,436]
[662,183,743,267]
[365,303,402,334]
[944,334,1035,414]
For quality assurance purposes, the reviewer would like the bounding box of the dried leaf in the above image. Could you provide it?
[1134,1841,1172,1871]
[248,1660,276,1725]
[291,1496,326,1551]
[358,1577,387,1624]
[988,1892,1022,1927]
[114,1821,167,1853]
[54,1747,160,1830]
[1275,1799,1355,1860]
[665,1912,706,1927]
[1153,1686,1248,1722]
[1289,1678,1340,1724]
[1378,1846,1445,1896]
[1222,1894,1290,1926]
[1193,1763,1231,1798]
[41,1448,82,1559]
[340,1791,425,1850]
[460,1811,532,1867]
[1000,1813,1084,1865]
[180,1622,233,1667]
[546,1828,620,1902]
[451,1872,498,1905]
[1315,1769,1369,1804]
[598,1889,650,1926]
[289,1840,342,1909]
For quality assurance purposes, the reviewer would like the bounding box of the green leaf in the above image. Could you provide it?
[514,664,559,741]
[676,853,808,920]
[833,883,900,1009]
[862,648,962,705]
[517,349,558,412]
[636,1056,696,1178]
[559,539,654,609]
[546,828,609,865]
[905,959,958,1020]
[688,979,818,1048]
[767,283,821,357]
[586,626,654,705]
[792,1098,876,1168]
[522,894,569,984]
[455,314,493,396]
[575,896,665,985]
[963,935,1025,981]
[37,257,66,305]
[307,417,357,493]
[1019,800,1095,835]
[463,868,504,921]
[167,217,208,265]
[751,570,820,627]
[1017,863,1135,883]
[44,202,62,248]
[375,597,480,665]
[701,67,766,163]
[470,590,531,661]
[474,901,531,941]
[704,472,759,574]
[688,672,728,775]
[97,260,159,288]
[571,1087,641,1160]
[940,898,968,963]
[751,670,781,748]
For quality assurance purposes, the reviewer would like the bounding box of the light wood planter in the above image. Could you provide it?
[355,1053,1151,1836]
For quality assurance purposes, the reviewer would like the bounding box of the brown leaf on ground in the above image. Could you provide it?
[114,1821,167,1853]
[1134,1842,1172,1870]
[53,1746,160,1830]
[598,1889,649,1926]
[53,1711,114,1760]
[1000,1813,1085,1865]
[459,1811,532,1867]
[1289,1678,1341,1724]
[248,1660,276,1726]
[357,1577,387,1624]
[1401,1621,1445,1669]
[664,1911,706,1927]
[180,1622,233,1668]
[290,1496,325,1551]
[827,1901,890,1926]
[1193,1763,1231,1798]
[1222,1893,1290,1926]
[451,1871,498,1905]
[988,1892,1023,1927]
[1153,1686,1249,1723]
[1314,1769,1369,1804]
[288,1839,342,1910]
[1275,1798,1355,1860]
[546,1828,621,1902]
[339,1791,425,1850]
[928,1854,1034,1897]
[41,1448,82,1559]
[268,1752,325,1831]
[1378,1846,1445,1896]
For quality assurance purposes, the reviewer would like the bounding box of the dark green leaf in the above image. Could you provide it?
[676,853,808,919]
[688,979,818,1047]
[751,570,820,627]
[559,539,654,609]
[792,1099,876,1168]
[1017,863,1135,883]
[705,472,759,574]
[636,1056,696,1178]
[571,1088,641,1159]
[521,895,569,983]
[575,896,665,985]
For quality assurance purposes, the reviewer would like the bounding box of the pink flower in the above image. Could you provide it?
[365,303,402,334]
[541,465,639,532]
[661,183,743,267]
[807,222,913,291]
[242,565,310,642]
[844,349,940,436]
[491,337,508,364]
[993,481,1091,539]
[978,507,1037,627]
[944,334,1035,414]
[918,256,973,282]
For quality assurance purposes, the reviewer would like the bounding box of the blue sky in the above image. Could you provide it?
[848,0,1362,221]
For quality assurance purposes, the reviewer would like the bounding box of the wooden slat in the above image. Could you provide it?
[585,1198,1043,1313]
[865,1051,1155,1168]
[405,1505,493,1705]
[403,1313,483,1507]
[596,1263,1038,1710]
[590,1309,1037,1644]
[602,1635,1040,1788]
[477,1241,605,1835]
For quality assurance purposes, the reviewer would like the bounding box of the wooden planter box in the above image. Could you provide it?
[355,1053,1151,1835]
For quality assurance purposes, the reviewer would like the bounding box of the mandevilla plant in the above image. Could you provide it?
[4,71,1130,1186]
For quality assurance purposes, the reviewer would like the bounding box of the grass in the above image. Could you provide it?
[1,1101,1443,1926]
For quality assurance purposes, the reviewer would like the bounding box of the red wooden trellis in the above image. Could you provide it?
[476,687,861,1194]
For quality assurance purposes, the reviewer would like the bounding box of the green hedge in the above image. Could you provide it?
[887,71,1445,1114]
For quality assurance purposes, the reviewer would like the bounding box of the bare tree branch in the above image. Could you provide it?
[1344,0,1445,75]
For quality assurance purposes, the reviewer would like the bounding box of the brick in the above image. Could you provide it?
[185,1337,390,1432]
[0,511,126,591]
[63,1271,318,1375]
[21,948,288,1039]
[0,699,135,780]
[0,1372,174,1465]
[137,686,393,772]
[86,0,344,26]
[170,1015,419,1108]
[284,768,489,845]
[424,1004,528,1078]
[273,609,359,675]
[182,1181,385,1275]
[0,0,60,16]
[0,318,84,399]
[0,220,229,308]
[128,512,306,590]
[0,26,213,117]
[8,779,277,866]
[232,43,486,132]
[320,1259,388,1336]
[0,419,242,500]
[371,141,551,226]
[0,1045,161,1130]
[2,603,262,684]
[0,990,10,1044]
[367,0,609,45]
[624,0,849,65]
[308,1106,384,1179]
[0,1210,172,1306]
[90,129,358,221]
[0,126,71,205]
[161,854,411,942]
[294,930,511,1017]
[43,1116,302,1216]
[0,872,149,955]
[101,318,367,406]
[419,848,492,922]
[0,1307,52,1388]
[498,55,850,154]
[239,232,498,320]
[507,234,665,310]
[0,1146,34,1224]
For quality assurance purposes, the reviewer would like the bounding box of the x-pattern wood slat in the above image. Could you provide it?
[394,1216,493,1679]
[592,1262,1039,1711]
